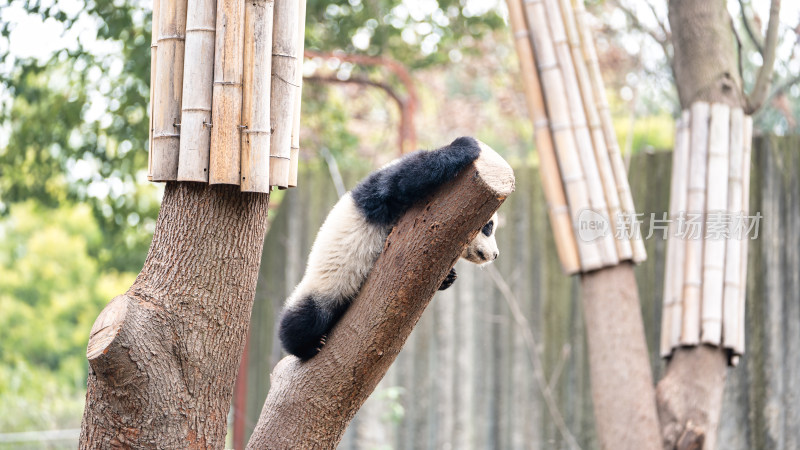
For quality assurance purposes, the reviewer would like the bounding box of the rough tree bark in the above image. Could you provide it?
[581,263,662,450]
[245,145,515,448]
[80,183,270,448]
[659,1,779,448]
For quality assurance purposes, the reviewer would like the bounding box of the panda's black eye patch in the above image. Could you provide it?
[482,221,494,237]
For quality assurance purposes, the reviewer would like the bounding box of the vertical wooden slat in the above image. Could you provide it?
[523,0,603,271]
[147,0,161,181]
[288,0,307,188]
[151,0,188,181]
[547,0,618,267]
[736,115,753,356]
[559,0,631,262]
[573,0,646,263]
[240,0,275,192]
[660,112,690,357]
[701,103,730,345]
[177,0,216,182]
[208,0,246,185]
[268,0,300,188]
[722,107,745,350]
[681,101,710,346]
[508,0,581,274]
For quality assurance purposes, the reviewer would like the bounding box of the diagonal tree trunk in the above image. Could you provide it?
[80,182,270,448]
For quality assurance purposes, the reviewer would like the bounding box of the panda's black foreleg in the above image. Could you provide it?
[350,137,482,227]
[439,267,457,291]
[278,294,349,360]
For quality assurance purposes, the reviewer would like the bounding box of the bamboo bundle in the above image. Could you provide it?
[268,0,300,188]
[147,0,161,181]
[659,112,690,357]
[680,101,710,346]
[288,0,307,188]
[208,0,246,185]
[240,0,275,193]
[700,103,730,345]
[508,0,581,274]
[523,0,604,271]
[736,116,753,357]
[177,0,216,182]
[573,0,646,263]
[660,104,754,362]
[544,0,618,267]
[559,0,631,262]
[722,108,744,351]
[150,0,188,181]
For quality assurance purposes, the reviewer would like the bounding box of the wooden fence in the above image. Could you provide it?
[244,136,800,449]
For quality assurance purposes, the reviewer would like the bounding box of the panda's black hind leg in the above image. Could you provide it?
[278,294,348,360]
[439,267,457,291]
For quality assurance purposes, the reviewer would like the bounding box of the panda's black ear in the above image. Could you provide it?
[449,136,480,150]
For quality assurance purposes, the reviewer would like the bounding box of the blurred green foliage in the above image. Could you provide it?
[614,112,675,153]
[0,202,136,432]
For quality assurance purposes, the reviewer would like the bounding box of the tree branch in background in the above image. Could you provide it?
[304,74,404,109]
[730,14,746,88]
[738,0,765,54]
[305,50,418,154]
[746,0,782,113]
[610,0,675,80]
[486,265,581,450]
[644,0,671,43]
[304,73,408,155]
[245,146,514,449]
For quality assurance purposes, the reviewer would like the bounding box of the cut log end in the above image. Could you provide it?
[475,140,516,196]
[87,295,130,361]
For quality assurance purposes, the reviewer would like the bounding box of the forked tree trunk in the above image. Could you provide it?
[80,182,270,448]
[658,1,747,448]
[246,146,515,448]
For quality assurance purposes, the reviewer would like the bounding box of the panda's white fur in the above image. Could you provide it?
[278,137,499,360]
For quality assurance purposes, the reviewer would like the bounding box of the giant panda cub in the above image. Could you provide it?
[278,137,500,360]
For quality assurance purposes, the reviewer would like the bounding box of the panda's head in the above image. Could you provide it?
[462,212,499,265]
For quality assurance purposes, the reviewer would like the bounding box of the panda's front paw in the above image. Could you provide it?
[439,267,457,291]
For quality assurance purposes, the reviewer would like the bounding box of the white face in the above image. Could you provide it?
[461,212,499,265]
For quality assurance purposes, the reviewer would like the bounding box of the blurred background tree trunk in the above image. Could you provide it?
[659,1,780,448]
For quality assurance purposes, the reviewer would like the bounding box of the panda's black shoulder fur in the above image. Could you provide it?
[351,136,481,226]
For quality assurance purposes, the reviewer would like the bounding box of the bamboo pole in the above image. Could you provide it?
[177,0,216,182]
[722,107,744,351]
[268,0,300,188]
[151,0,188,181]
[523,0,603,271]
[546,0,618,267]
[288,0,307,188]
[700,103,730,346]
[147,0,161,181]
[559,0,631,262]
[239,0,275,193]
[573,0,646,263]
[735,116,753,357]
[660,112,690,357]
[208,0,245,185]
[508,0,580,274]
[681,101,710,346]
